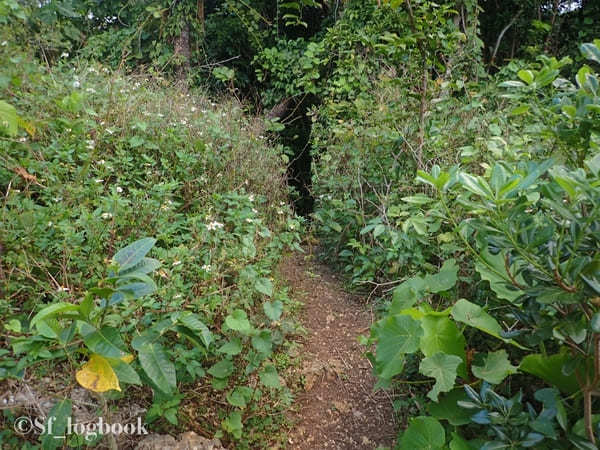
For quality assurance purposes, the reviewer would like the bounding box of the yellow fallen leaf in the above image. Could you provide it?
[76,354,121,393]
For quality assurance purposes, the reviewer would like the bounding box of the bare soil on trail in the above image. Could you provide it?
[281,253,396,450]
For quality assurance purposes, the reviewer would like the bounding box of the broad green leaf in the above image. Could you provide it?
[218,338,243,356]
[475,249,523,302]
[137,343,177,394]
[263,300,283,321]
[41,398,72,450]
[510,105,529,115]
[420,315,466,376]
[251,330,272,354]
[428,389,472,426]
[255,278,273,297]
[118,257,161,276]
[113,281,156,302]
[112,238,156,272]
[76,354,121,392]
[109,358,142,386]
[419,353,462,401]
[208,359,234,378]
[402,194,433,205]
[425,259,458,293]
[225,309,253,334]
[0,100,19,136]
[30,302,81,328]
[517,69,534,85]
[449,432,476,450]
[458,173,493,199]
[472,350,517,384]
[400,416,445,449]
[82,325,129,359]
[585,152,600,177]
[178,313,212,348]
[128,135,144,147]
[259,364,280,388]
[375,315,423,379]
[581,42,600,65]
[390,277,426,313]
[222,411,243,439]
[520,352,580,394]
[226,386,253,408]
[452,299,525,348]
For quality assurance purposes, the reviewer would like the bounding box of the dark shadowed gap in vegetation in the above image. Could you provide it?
[280,101,316,217]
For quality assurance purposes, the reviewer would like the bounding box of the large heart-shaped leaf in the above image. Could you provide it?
[419,353,462,401]
[375,314,423,379]
[472,350,518,385]
[400,416,445,449]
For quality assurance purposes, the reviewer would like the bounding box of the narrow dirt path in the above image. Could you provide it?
[281,253,396,449]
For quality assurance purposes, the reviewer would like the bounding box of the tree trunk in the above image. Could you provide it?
[174,21,191,83]
[197,0,205,33]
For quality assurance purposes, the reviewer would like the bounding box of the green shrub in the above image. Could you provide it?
[0,44,302,448]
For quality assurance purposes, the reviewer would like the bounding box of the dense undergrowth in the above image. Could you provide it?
[0,41,303,448]
[3,0,600,449]
[310,4,600,447]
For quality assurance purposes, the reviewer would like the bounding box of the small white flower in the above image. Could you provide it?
[95,179,104,183]
[106,128,114,135]
[86,140,95,149]
[19,137,27,143]
[249,194,255,202]
[207,221,224,231]
[98,159,105,165]
[47,221,53,227]
[102,67,110,73]
[60,52,69,58]
[279,201,285,206]
[86,87,96,94]
[87,67,97,73]
[172,260,182,267]
[173,294,183,299]
[191,106,197,112]
[116,186,123,193]
[277,209,284,215]
[1,41,7,47]
[289,223,295,230]
[101,212,112,219]
[73,80,81,88]
[246,218,253,223]
[201,264,212,272]
[252,208,258,214]
[57,286,69,292]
